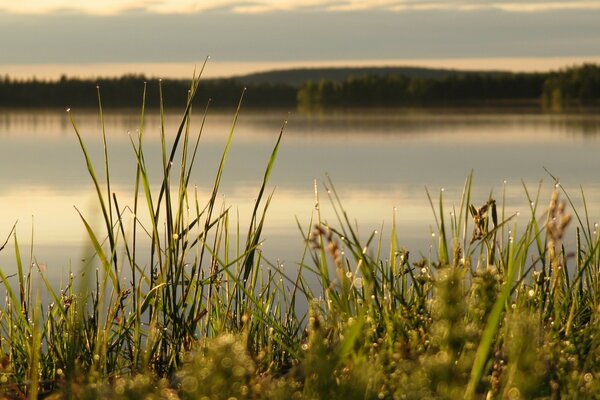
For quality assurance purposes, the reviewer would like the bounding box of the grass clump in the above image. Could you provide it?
[176,333,256,400]
[0,71,600,399]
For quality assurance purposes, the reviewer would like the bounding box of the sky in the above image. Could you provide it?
[1,0,599,79]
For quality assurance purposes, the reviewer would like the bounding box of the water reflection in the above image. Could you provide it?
[2,108,600,140]
[1,108,600,275]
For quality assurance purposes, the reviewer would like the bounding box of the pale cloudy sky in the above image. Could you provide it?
[1,0,599,78]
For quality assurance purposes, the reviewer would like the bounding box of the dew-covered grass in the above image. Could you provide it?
[0,69,599,399]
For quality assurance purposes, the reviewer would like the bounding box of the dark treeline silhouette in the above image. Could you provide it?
[297,72,547,107]
[0,74,297,109]
[297,64,600,108]
[542,64,600,108]
[235,66,486,87]
[1,64,599,109]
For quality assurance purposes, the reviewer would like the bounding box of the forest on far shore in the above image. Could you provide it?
[0,63,598,109]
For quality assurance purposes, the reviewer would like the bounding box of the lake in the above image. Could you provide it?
[1,107,600,283]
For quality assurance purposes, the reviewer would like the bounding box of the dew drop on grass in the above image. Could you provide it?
[530,202,535,207]
[66,107,71,113]
[345,271,352,279]
[431,233,436,238]
[507,387,520,399]
[503,180,507,184]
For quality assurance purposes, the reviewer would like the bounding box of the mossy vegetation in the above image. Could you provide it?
[0,70,599,399]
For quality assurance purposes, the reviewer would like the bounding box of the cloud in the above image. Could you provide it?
[489,1,600,12]
[0,0,598,70]
[2,0,600,15]
[0,0,160,15]
[1,5,598,66]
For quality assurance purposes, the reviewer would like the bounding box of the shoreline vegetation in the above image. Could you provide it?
[0,68,599,399]
[0,63,599,110]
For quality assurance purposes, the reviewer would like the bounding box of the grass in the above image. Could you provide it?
[0,71,599,399]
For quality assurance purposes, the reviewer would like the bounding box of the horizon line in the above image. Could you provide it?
[2,56,600,81]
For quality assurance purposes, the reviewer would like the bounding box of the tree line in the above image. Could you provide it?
[297,72,546,107]
[297,64,600,108]
[542,64,600,108]
[0,64,598,109]
[0,74,297,109]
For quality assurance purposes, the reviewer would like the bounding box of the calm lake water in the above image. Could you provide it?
[1,108,600,282]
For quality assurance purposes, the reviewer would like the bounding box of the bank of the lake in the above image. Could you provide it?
[0,100,599,398]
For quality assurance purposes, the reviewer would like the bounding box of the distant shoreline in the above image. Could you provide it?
[1,64,598,110]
